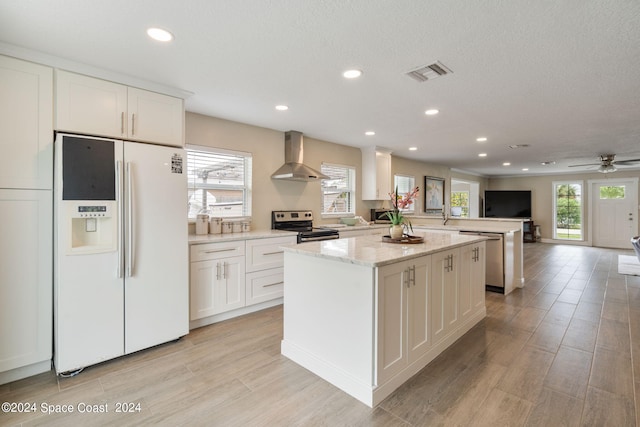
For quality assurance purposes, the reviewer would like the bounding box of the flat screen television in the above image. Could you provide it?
[484,190,532,218]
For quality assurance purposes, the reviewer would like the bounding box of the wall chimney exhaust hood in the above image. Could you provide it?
[271,131,329,181]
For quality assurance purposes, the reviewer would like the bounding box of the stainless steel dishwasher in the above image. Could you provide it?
[459,231,504,293]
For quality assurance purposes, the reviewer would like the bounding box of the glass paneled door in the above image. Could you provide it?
[590,179,638,249]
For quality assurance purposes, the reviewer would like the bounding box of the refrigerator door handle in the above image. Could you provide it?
[126,162,135,277]
[116,160,123,278]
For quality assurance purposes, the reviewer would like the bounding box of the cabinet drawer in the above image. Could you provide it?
[190,240,245,262]
[246,236,296,272]
[246,268,284,305]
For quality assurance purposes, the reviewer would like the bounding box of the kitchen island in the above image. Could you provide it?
[280,231,487,407]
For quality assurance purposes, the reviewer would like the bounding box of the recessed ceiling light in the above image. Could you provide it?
[343,69,362,79]
[509,144,530,149]
[522,168,529,171]
[540,161,556,165]
[147,27,173,42]
[478,153,487,157]
[425,109,439,115]
[503,162,511,166]
[409,147,418,151]
[275,105,289,111]
[365,131,375,136]
[476,137,488,142]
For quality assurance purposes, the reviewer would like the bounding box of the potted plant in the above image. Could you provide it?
[386,186,419,239]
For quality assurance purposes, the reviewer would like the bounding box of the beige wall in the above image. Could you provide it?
[187,112,495,229]
[187,112,368,230]
[488,171,640,240]
[189,111,628,236]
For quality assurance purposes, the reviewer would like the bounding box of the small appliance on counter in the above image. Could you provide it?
[370,209,394,223]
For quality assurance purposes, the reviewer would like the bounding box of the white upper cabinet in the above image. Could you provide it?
[127,87,184,147]
[361,147,392,200]
[0,55,53,189]
[55,70,184,147]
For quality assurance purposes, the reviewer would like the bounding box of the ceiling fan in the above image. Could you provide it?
[568,154,640,173]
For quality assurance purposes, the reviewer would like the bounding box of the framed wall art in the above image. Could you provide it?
[424,176,445,214]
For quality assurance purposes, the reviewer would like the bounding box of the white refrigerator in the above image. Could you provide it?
[54,133,188,374]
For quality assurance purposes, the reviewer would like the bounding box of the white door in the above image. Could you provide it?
[123,142,188,354]
[591,178,638,249]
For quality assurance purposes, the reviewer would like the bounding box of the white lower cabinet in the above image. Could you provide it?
[189,235,295,325]
[377,255,431,385]
[431,248,460,345]
[459,242,486,323]
[190,241,246,319]
[246,267,284,305]
[0,189,52,384]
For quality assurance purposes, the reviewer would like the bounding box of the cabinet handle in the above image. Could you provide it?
[264,281,284,288]
[223,261,227,279]
[121,112,125,135]
[404,269,410,288]
[131,113,136,135]
[409,266,416,287]
[450,254,454,272]
[216,262,221,280]
[204,248,237,254]
[264,250,284,256]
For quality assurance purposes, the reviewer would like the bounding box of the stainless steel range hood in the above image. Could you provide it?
[271,131,329,181]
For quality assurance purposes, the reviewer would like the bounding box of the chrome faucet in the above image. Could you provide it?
[442,209,449,226]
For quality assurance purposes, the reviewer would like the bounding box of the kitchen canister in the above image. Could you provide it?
[195,214,209,235]
[221,220,234,234]
[209,217,222,234]
[241,220,251,232]
[232,220,243,233]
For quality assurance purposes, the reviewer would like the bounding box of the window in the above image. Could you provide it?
[321,163,355,215]
[187,146,252,219]
[450,191,469,217]
[394,175,416,213]
[599,185,625,199]
[553,182,583,240]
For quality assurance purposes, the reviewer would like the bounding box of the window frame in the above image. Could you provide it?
[450,190,470,218]
[393,174,417,215]
[186,144,252,221]
[320,162,356,218]
[552,180,584,241]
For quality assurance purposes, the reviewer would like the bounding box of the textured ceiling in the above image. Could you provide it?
[1,0,639,177]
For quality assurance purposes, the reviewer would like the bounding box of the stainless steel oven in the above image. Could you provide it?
[272,210,339,243]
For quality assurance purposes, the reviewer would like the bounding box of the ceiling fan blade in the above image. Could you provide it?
[613,158,640,165]
[568,163,601,167]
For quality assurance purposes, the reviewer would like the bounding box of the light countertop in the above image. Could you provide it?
[281,230,488,267]
[189,229,296,245]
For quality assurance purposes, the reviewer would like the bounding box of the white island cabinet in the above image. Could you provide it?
[281,232,486,407]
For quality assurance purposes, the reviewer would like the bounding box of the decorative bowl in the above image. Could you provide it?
[340,217,358,226]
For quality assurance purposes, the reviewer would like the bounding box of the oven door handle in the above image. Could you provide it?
[299,234,340,243]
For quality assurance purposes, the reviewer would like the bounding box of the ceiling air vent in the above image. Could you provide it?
[405,61,453,82]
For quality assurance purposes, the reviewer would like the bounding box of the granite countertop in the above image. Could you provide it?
[319,223,389,231]
[189,229,297,245]
[413,224,521,233]
[281,230,488,267]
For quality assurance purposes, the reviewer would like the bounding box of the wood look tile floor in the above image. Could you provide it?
[2,243,640,426]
